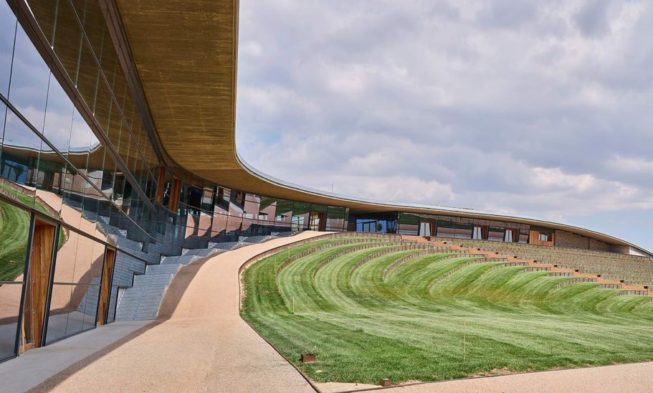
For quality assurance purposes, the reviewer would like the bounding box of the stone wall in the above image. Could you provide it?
[555,230,590,249]
[589,238,612,252]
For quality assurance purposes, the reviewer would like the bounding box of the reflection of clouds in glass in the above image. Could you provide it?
[42,102,74,152]
[44,71,74,116]
[4,111,43,150]
[4,103,101,156]
[0,13,101,157]
[9,25,49,132]
[70,109,97,152]
[0,1,16,96]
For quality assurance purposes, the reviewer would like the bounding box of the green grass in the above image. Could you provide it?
[241,237,653,384]
[0,201,31,281]
[0,197,67,282]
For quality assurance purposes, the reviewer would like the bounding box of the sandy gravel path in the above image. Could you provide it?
[45,231,325,393]
[319,361,653,393]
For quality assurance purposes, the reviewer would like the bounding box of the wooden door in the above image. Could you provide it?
[97,248,116,325]
[20,218,56,352]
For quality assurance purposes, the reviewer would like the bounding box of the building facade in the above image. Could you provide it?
[0,0,649,362]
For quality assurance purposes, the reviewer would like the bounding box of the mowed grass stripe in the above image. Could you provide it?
[0,203,30,281]
[242,236,653,384]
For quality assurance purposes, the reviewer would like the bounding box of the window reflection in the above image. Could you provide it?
[1,111,41,211]
[8,26,50,133]
[46,231,104,344]
[0,199,29,360]
[0,1,16,97]
[42,73,74,153]
[326,206,347,231]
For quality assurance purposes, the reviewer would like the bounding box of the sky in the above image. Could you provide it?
[235,0,653,251]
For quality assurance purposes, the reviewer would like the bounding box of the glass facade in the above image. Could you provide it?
[0,0,352,360]
[0,198,28,361]
[398,212,530,243]
[0,0,150,359]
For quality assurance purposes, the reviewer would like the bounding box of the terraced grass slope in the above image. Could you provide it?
[0,199,66,281]
[241,235,653,385]
[448,238,653,287]
[0,201,31,281]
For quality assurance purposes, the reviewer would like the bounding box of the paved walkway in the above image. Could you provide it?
[320,361,653,393]
[0,321,150,393]
[37,231,325,393]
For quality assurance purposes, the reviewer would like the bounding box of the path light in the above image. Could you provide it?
[379,378,392,387]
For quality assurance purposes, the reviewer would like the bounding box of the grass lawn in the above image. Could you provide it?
[0,198,67,282]
[0,201,31,281]
[241,237,653,384]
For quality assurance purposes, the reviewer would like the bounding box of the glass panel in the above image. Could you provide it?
[398,213,419,235]
[0,199,30,360]
[436,220,473,239]
[1,111,41,210]
[42,73,74,154]
[94,76,112,135]
[225,213,242,238]
[326,206,346,231]
[81,130,102,221]
[0,1,16,97]
[26,0,56,44]
[292,201,310,232]
[76,42,99,113]
[211,210,229,240]
[51,0,82,83]
[8,26,50,132]
[100,149,115,200]
[46,230,103,344]
[241,193,260,234]
[81,1,106,65]
[488,227,505,242]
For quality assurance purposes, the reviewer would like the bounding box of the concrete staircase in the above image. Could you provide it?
[114,247,224,321]
[113,237,278,321]
[81,209,289,321]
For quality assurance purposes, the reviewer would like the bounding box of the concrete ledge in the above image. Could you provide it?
[0,321,151,393]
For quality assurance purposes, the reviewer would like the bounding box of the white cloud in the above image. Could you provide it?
[608,156,653,173]
[235,0,653,248]
[240,41,263,57]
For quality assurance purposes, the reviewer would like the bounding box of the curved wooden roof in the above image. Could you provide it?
[114,0,648,253]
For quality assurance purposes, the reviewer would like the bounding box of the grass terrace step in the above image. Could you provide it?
[241,235,653,385]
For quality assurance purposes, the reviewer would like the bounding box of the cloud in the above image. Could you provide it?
[574,0,614,38]
[235,0,653,249]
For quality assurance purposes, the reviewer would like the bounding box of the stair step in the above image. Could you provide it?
[146,264,182,275]
[161,254,199,265]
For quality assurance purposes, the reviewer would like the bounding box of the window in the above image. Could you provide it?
[420,222,432,237]
[539,233,552,242]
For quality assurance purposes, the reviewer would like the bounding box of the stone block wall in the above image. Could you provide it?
[555,230,590,249]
